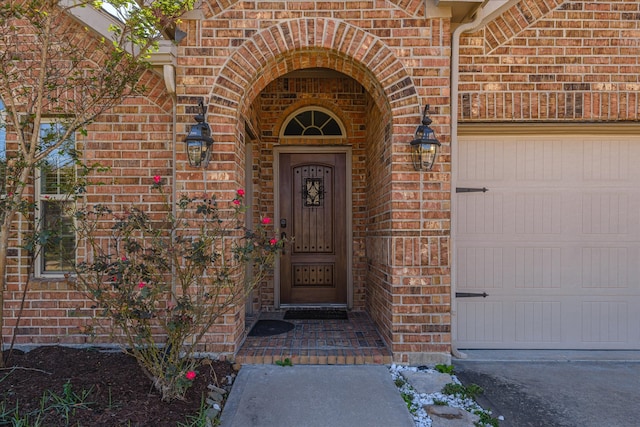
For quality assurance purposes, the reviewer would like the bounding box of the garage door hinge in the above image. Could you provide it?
[455,292,489,298]
[456,187,489,193]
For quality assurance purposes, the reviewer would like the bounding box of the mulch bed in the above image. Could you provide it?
[0,346,236,426]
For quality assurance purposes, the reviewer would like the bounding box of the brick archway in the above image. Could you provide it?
[201,0,425,19]
[208,17,420,131]
[204,17,426,362]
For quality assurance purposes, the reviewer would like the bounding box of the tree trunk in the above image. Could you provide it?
[0,166,32,368]
[0,210,14,368]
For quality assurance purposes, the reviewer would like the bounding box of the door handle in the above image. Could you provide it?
[281,231,286,255]
[280,219,287,254]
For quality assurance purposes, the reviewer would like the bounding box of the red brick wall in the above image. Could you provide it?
[364,100,395,348]
[176,2,453,362]
[5,0,456,362]
[9,0,631,362]
[5,70,175,348]
[1,3,179,347]
[459,0,640,122]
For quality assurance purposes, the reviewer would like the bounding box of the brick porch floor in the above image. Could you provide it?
[235,310,393,365]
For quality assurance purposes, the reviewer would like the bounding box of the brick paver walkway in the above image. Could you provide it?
[236,311,392,365]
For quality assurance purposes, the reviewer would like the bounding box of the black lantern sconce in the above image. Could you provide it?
[185,99,214,168]
[410,104,441,171]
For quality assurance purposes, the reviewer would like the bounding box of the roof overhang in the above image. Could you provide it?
[60,0,177,94]
[436,0,485,23]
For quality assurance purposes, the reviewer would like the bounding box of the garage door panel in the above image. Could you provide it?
[458,139,509,182]
[456,192,504,234]
[581,301,629,343]
[581,247,630,289]
[514,193,563,234]
[513,247,563,289]
[583,139,634,182]
[458,244,577,290]
[455,135,640,350]
[457,247,504,289]
[458,243,640,292]
[458,297,638,349]
[515,139,563,182]
[582,192,630,235]
[456,301,504,344]
[515,301,562,344]
[457,191,566,237]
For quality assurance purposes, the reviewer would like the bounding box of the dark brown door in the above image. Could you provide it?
[279,152,347,305]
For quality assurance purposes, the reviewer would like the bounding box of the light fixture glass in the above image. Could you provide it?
[184,100,214,168]
[410,104,441,171]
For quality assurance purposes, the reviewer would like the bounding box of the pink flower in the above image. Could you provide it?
[233,199,241,205]
[237,189,245,197]
[269,238,278,246]
[121,256,127,261]
[185,371,196,381]
[261,217,271,225]
[153,175,161,184]
[138,281,146,289]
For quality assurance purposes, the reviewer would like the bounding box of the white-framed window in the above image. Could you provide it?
[35,122,76,277]
[280,107,345,138]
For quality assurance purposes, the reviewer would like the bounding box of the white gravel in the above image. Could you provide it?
[389,364,504,427]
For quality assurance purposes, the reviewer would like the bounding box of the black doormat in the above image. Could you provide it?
[283,309,348,320]
[247,319,295,337]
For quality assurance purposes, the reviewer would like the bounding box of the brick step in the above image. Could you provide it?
[235,349,392,365]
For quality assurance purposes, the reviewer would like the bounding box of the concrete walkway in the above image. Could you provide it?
[219,365,415,427]
[454,350,640,427]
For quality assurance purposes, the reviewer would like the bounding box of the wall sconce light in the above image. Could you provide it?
[185,99,214,168]
[410,104,441,171]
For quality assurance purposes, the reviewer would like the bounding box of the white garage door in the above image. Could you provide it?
[454,134,640,349]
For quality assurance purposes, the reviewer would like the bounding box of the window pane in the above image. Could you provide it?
[284,120,304,136]
[314,111,330,126]
[321,119,342,135]
[39,123,74,195]
[302,127,322,136]
[283,109,343,137]
[41,159,75,194]
[297,111,312,127]
[41,200,75,272]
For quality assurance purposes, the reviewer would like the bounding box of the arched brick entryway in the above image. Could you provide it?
[200,0,426,20]
[208,17,420,127]
[204,17,444,363]
[209,18,420,362]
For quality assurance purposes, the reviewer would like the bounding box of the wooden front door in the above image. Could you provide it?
[279,152,347,305]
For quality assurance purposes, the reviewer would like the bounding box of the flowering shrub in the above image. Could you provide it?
[72,179,281,401]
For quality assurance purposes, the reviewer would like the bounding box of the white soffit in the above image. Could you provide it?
[59,0,177,93]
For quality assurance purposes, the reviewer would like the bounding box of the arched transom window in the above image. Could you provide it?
[281,107,345,137]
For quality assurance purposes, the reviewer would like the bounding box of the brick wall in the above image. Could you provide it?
[459,0,640,122]
[175,1,453,362]
[4,0,455,362]
[364,101,395,349]
[4,23,176,347]
[6,99,174,346]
